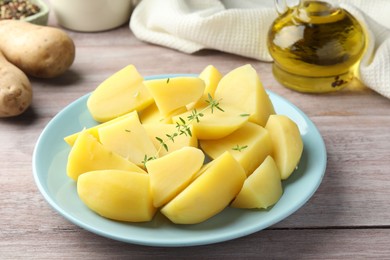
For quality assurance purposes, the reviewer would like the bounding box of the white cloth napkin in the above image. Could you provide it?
[130,0,390,98]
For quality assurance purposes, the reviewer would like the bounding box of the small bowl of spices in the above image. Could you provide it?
[0,0,49,25]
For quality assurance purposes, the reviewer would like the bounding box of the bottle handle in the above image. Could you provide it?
[275,0,300,15]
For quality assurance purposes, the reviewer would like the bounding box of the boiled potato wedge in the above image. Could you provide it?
[143,123,198,157]
[200,122,273,176]
[214,64,275,126]
[144,77,205,117]
[64,63,306,225]
[191,65,222,108]
[265,114,303,180]
[87,65,154,122]
[146,147,204,207]
[67,131,146,181]
[98,111,157,167]
[161,151,246,224]
[231,156,283,209]
[64,111,139,146]
[172,105,249,140]
[77,170,157,222]
[139,102,171,124]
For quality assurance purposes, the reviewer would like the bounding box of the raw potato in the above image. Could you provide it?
[0,20,75,78]
[0,51,32,117]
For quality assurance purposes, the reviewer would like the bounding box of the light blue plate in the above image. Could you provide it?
[33,74,327,247]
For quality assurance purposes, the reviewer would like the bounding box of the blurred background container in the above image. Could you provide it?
[50,0,136,32]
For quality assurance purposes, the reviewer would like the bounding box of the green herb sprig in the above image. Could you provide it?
[232,144,248,152]
[142,93,223,167]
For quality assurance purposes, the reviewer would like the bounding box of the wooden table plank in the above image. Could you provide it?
[1,3,390,258]
[2,226,390,259]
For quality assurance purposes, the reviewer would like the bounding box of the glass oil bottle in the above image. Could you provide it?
[267,0,366,93]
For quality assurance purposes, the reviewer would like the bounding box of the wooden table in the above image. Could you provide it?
[1,8,390,260]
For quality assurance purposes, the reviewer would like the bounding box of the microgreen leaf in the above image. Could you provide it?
[232,144,248,152]
[156,137,168,151]
[205,93,224,113]
[142,154,156,168]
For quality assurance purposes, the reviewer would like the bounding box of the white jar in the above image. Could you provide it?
[50,0,135,32]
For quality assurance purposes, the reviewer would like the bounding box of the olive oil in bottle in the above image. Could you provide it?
[268,0,366,93]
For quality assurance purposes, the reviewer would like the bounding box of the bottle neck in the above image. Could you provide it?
[299,0,339,8]
[296,0,344,24]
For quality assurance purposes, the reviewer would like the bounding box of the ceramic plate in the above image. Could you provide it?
[33,74,327,247]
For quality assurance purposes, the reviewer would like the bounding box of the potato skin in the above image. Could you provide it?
[0,20,75,78]
[0,51,32,117]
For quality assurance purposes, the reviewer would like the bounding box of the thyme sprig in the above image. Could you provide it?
[142,94,223,167]
[232,144,248,152]
[205,93,224,113]
[142,154,157,168]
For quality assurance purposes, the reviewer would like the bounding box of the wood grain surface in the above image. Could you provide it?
[1,4,390,259]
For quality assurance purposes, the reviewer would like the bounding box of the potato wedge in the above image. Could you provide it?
[144,77,205,117]
[161,151,245,224]
[214,64,275,126]
[265,114,303,180]
[200,122,273,176]
[66,131,146,181]
[146,147,204,207]
[98,111,157,167]
[143,123,198,157]
[78,170,157,222]
[231,156,283,209]
[87,65,154,122]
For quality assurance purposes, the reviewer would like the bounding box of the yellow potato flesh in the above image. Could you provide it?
[98,112,157,167]
[77,170,157,222]
[143,123,198,157]
[66,131,146,181]
[214,64,275,126]
[65,64,304,225]
[64,111,138,146]
[144,77,205,117]
[161,151,246,224]
[138,102,170,124]
[87,65,154,122]
[231,156,283,209]
[200,122,273,176]
[146,147,205,208]
[172,105,249,140]
[191,65,223,109]
[265,115,303,180]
